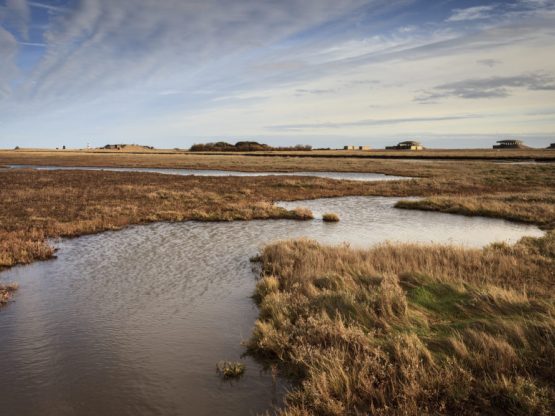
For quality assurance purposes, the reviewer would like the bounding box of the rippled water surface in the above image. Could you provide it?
[0,196,543,416]
[7,164,407,181]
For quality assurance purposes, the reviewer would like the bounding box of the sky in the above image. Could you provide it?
[0,0,554,149]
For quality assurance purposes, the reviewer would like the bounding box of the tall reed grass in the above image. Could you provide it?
[248,234,555,415]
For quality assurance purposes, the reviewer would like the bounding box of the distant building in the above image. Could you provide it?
[493,140,527,149]
[343,145,371,150]
[102,144,155,150]
[386,140,423,151]
[547,143,555,149]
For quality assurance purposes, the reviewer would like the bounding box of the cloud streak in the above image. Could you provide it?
[447,5,496,22]
[417,73,555,102]
[269,115,483,131]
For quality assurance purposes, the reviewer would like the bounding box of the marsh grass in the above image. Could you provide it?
[322,213,340,222]
[1,150,553,229]
[0,283,19,306]
[248,235,555,415]
[396,193,555,229]
[292,207,314,220]
[217,361,246,379]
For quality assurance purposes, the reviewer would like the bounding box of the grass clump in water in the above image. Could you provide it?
[0,283,19,306]
[216,361,246,379]
[322,212,340,222]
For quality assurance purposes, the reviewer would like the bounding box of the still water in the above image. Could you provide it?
[7,164,407,181]
[0,196,543,416]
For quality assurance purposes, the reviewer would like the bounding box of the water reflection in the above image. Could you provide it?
[7,164,407,181]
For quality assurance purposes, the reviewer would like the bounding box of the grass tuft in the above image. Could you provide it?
[292,207,314,220]
[216,361,246,379]
[0,283,19,306]
[322,212,340,222]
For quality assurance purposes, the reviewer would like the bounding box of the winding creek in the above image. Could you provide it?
[6,165,408,181]
[0,193,544,416]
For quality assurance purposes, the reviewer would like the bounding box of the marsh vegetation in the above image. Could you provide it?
[322,213,340,222]
[0,283,18,306]
[1,150,553,231]
[217,361,247,379]
[249,235,555,415]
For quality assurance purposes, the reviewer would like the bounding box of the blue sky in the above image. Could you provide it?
[0,0,554,149]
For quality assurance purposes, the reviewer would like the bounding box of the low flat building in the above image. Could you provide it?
[493,140,527,149]
[386,140,423,151]
[343,145,355,150]
[358,145,371,150]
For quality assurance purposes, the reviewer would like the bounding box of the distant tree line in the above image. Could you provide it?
[189,141,312,152]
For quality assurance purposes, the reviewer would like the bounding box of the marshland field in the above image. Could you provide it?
[0,149,554,415]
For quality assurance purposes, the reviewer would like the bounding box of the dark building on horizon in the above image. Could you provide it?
[386,140,423,151]
[493,140,528,149]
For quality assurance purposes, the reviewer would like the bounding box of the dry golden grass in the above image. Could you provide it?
[292,207,314,220]
[2,148,554,161]
[322,213,340,222]
[248,235,555,415]
[0,149,553,172]
[0,155,553,271]
[396,193,555,229]
[216,361,246,379]
[1,150,554,228]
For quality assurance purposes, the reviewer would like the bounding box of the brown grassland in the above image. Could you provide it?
[0,150,554,413]
[1,149,554,228]
[249,236,555,415]
[2,147,554,160]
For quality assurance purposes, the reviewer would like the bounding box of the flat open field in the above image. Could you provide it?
[1,150,554,227]
[1,147,554,167]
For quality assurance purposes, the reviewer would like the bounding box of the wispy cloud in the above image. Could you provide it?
[28,1,69,13]
[477,59,501,67]
[19,41,47,47]
[269,115,483,131]
[295,88,337,96]
[417,73,555,102]
[447,5,496,22]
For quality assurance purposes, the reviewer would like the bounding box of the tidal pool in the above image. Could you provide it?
[0,196,543,416]
[7,164,407,181]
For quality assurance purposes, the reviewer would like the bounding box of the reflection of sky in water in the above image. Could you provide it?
[7,165,408,181]
[0,196,543,415]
